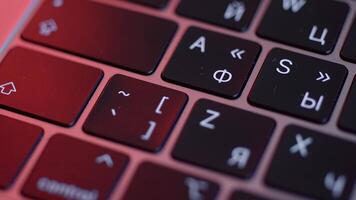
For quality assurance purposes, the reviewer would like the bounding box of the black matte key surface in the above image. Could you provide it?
[22,0,177,74]
[0,115,42,189]
[249,48,347,123]
[0,47,103,127]
[22,135,129,200]
[129,0,169,8]
[84,74,187,152]
[163,27,260,99]
[341,18,356,63]
[258,0,348,54]
[339,77,356,134]
[177,0,260,31]
[173,99,275,178]
[266,126,356,200]
[123,162,219,200]
[230,191,270,200]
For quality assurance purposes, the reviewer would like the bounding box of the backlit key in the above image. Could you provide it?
[22,0,177,74]
[266,126,356,200]
[249,48,347,123]
[163,27,260,99]
[173,99,275,178]
[0,47,103,126]
[22,135,129,200]
[177,0,260,31]
[84,74,187,152]
[257,0,348,54]
[123,162,219,200]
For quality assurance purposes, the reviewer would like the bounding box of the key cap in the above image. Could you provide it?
[177,0,260,32]
[173,99,275,178]
[230,191,270,200]
[163,27,260,99]
[0,115,42,189]
[266,125,356,200]
[22,0,177,75]
[129,0,169,8]
[0,48,102,126]
[248,48,347,123]
[257,0,349,54]
[22,134,129,200]
[341,18,356,63]
[123,162,219,200]
[339,77,356,134]
[84,74,187,152]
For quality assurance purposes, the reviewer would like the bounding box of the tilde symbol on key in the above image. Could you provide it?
[213,69,232,83]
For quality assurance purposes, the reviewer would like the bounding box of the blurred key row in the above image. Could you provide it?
[131,0,351,56]
[22,0,355,78]
[18,0,356,128]
[1,112,355,200]
[1,46,354,134]
[130,0,356,62]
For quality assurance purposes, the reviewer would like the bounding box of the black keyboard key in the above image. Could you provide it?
[84,74,187,152]
[129,0,169,8]
[339,77,356,134]
[341,18,356,63]
[266,126,356,200]
[177,0,261,31]
[230,191,271,200]
[22,0,177,74]
[249,48,347,123]
[22,135,129,200]
[173,99,275,178]
[0,47,103,127]
[257,0,349,54]
[0,115,43,189]
[163,27,260,99]
[123,162,219,200]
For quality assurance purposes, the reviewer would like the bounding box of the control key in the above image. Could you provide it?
[22,135,129,200]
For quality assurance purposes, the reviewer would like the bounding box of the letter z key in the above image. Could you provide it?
[173,99,275,178]
[249,48,347,123]
[163,27,260,99]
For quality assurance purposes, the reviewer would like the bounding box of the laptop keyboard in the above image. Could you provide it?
[0,0,355,200]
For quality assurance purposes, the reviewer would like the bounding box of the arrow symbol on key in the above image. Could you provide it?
[230,49,245,60]
[95,154,114,168]
[316,72,331,82]
[0,82,16,96]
